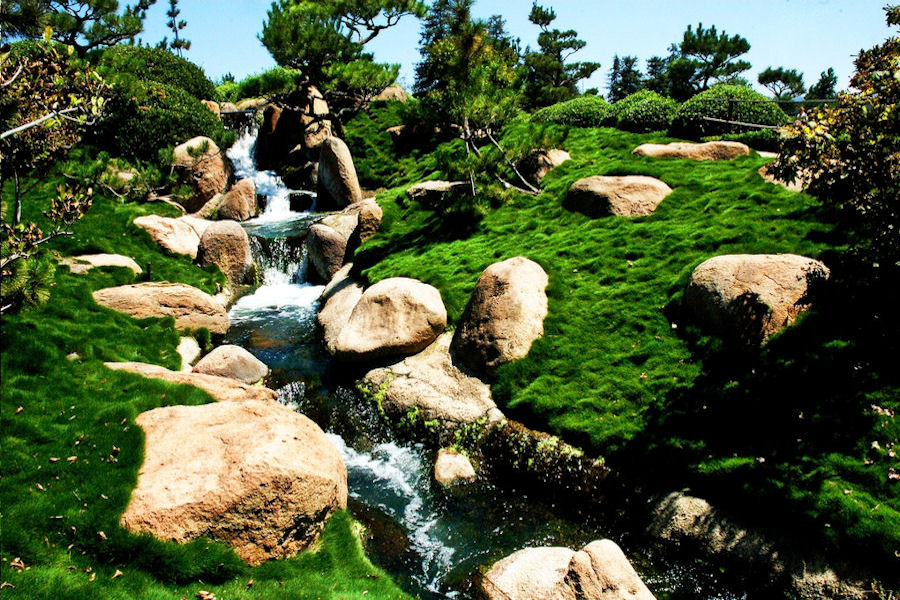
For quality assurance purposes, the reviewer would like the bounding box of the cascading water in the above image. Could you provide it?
[220,124,748,600]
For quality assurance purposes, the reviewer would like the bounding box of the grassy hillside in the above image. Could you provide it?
[347,108,899,572]
[0,165,409,599]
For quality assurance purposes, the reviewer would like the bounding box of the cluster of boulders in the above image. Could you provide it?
[306,196,382,282]
[172,136,259,221]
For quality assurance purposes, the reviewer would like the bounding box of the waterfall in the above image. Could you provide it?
[226,126,315,221]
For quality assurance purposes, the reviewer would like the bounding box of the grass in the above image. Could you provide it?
[0,165,409,598]
[347,112,899,573]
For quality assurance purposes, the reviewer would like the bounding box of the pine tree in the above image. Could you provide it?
[758,66,806,100]
[165,0,190,56]
[607,54,643,102]
[806,67,838,100]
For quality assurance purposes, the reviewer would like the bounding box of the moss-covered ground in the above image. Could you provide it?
[347,107,899,576]
[0,166,409,598]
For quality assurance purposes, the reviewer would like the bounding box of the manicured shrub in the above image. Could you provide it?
[609,90,678,132]
[670,84,789,138]
[91,81,234,162]
[531,96,611,127]
[97,45,218,100]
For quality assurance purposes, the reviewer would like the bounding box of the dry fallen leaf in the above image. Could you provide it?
[36,483,45,491]
[67,456,78,464]
[98,531,107,540]
[112,569,123,579]
[246,579,255,589]
[10,557,25,571]
[48,457,60,463]
[0,582,15,589]
[196,591,217,600]
[15,406,23,414]
[89,573,96,582]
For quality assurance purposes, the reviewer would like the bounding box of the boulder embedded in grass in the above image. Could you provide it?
[61,254,143,275]
[173,136,228,211]
[192,344,268,384]
[104,361,276,402]
[632,141,750,161]
[517,149,571,185]
[406,180,469,209]
[133,215,201,258]
[196,220,254,286]
[564,175,672,217]
[93,282,229,334]
[121,399,347,565]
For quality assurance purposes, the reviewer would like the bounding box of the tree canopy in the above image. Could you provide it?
[758,66,806,99]
[606,54,643,102]
[522,2,600,109]
[806,67,838,100]
[38,0,157,56]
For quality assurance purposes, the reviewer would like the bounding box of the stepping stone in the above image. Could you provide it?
[434,448,477,486]
[632,141,750,160]
[121,399,347,565]
[61,254,142,275]
[564,175,673,218]
[105,361,277,403]
[93,282,229,334]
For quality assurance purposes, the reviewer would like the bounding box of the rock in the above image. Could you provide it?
[451,257,549,373]
[318,265,364,353]
[236,97,268,111]
[306,213,358,282]
[120,399,347,565]
[133,215,201,258]
[648,492,782,575]
[406,180,468,209]
[93,282,229,334]
[347,198,383,244]
[374,85,409,101]
[177,215,213,239]
[434,448,476,486]
[565,540,656,600]
[177,336,201,371]
[684,254,829,344]
[61,254,142,275]
[217,178,258,221]
[193,344,268,384]
[333,277,447,362]
[201,100,221,118]
[564,176,673,217]
[255,87,332,171]
[317,136,362,211]
[482,541,656,600]
[173,136,228,211]
[220,101,239,112]
[517,149,571,185]
[481,547,576,600]
[104,361,277,403]
[194,193,224,220]
[289,190,316,212]
[362,332,501,425]
[197,220,254,286]
[758,164,805,192]
[632,141,750,161]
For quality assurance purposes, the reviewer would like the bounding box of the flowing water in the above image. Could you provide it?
[222,127,748,599]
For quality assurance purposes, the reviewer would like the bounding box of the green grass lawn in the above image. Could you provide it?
[0,169,409,598]
[348,112,899,574]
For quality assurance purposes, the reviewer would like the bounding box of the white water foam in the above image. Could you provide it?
[327,434,457,596]
[230,282,324,320]
[226,126,315,222]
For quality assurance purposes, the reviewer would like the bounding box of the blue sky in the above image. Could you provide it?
[140,0,893,96]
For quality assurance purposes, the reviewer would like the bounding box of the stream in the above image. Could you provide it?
[224,128,748,600]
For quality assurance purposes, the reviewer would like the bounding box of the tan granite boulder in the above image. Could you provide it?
[192,344,268,384]
[104,361,276,403]
[133,215,201,258]
[306,213,358,282]
[318,265,364,354]
[333,277,446,362]
[173,136,228,211]
[217,178,259,221]
[564,176,673,217]
[452,257,549,373]
[517,148,571,185]
[406,180,468,209]
[93,282,229,334]
[632,141,750,161]
[684,254,829,344]
[434,448,476,486]
[317,136,362,211]
[196,220,254,285]
[120,399,347,565]
[61,254,142,275]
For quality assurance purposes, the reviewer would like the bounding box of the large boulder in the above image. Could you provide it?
[93,282,229,334]
[196,220,254,286]
[133,215,201,258]
[306,213,358,283]
[120,399,347,565]
[333,277,447,362]
[173,136,228,212]
[517,149,571,185]
[254,88,331,172]
[452,257,549,373]
[61,253,142,276]
[317,137,362,211]
[192,345,268,384]
[318,265,364,353]
[434,448,476,486]
[565,176,672,218]
[481,541,655,600]
[632,141,750,161]
[349,198,383,244]
[684,254,829,344]
[406,180,468,209]
[201,100,221,118]
[177,215,213,239]
[217,178,259,221]
[104,361,277,403]
[362,332,501,425]
[373,85,408,101]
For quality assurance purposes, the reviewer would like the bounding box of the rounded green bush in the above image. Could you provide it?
[670,84,789,138]
[531,96,610,127]
[97,45,217,100]
[92,81,233,162]
[610,90,679,132]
